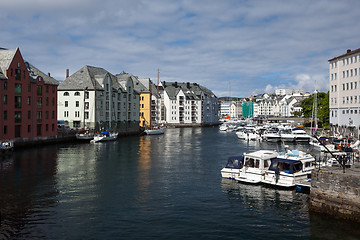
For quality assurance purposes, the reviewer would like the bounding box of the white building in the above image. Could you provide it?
[57,66,140,133]
[162,81,218,125]
[329,48,360,137]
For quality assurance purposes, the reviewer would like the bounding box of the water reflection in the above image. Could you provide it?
[0,147,58,239]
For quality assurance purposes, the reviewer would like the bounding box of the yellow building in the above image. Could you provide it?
[139,91,151,127]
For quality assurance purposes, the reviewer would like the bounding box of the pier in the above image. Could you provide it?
[309,163,360,222]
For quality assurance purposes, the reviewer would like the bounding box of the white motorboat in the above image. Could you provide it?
[279,129,296,142]
[91,131,118,143]
[292,128,311,142]
[219,124,228,131]
[144,127,166,135]
[262,129,281,142]
[221,155,244,179]
[236,128,260,141]
[262,149,315,188]
[234,150,278,184]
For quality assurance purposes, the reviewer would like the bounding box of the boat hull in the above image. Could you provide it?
[144,128,166,135]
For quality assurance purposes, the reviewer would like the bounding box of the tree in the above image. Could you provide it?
[300,91,329,128]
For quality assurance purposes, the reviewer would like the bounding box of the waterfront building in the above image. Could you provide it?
[0,48,58,142]
[329,48,360,138]
[57,66,140,134]
[162,81,218,126]
[242,101,254,118]
[219,101,231,118]
[275,89,304,96]
[132,77,152,127]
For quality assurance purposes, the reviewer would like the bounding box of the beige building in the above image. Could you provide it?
[329,48,360,137]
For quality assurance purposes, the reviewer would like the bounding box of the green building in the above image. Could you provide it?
[242,101,254,117]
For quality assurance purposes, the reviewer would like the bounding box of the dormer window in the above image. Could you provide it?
[74,92,80,96]
[63,92,70,96]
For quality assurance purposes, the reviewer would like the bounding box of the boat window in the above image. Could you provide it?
[245,158,255,167]
[305,162,313,168]
[293,162,302,173]
[255,160,259,168]
[264,160,269,168]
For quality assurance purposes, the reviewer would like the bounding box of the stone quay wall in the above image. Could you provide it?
[309,164,360,222]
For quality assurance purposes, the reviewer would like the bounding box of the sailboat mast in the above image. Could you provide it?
[157,69,160,126]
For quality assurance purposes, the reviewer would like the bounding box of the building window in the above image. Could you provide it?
[37,86,42,96]
[15,96,21,108]
[15,69,21,80]
[4,111,7,120]
[28,125,31,133]
[85,112,89,119]
[63,92,69,96]
[28,111,31,119]
[27,96,31,105]
[76,101,79,107]
[4,126,7,134]
[14,83,21,94]
[75,92,80,96]
[37,111,42,122]
[65,101,68,107]
[15,111,22,123]
[37,97,42,108]
[85,91,89,99]
[52,111,55,119]
[85,102,89,109]
[46,111,49,119]
[4,81,7,90]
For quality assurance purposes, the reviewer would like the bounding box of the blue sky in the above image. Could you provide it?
[2,0,360,97]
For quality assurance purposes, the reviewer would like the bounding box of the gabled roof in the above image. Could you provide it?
[58,65,108,91]
[26,62,59,85]
[162,81,217,101]
[0,48,16,73]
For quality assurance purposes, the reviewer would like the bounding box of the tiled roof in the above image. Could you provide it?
[26,62,59,85]
[0,48,16,73]
[329,48,360,61]
[58,65,108,91]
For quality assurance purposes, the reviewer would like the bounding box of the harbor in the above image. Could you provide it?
[1,127,360,239]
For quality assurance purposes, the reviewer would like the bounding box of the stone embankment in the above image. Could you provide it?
[309,163,360,222]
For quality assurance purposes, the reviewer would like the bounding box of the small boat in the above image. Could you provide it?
[292,128,311,142]
[0,140,14,156]
[144,126,166,135]
[279,129,296,142]
[234,150,278,184]
[219,124,228,131]
[262,149,315,188]
[91,131,118,143]
[236,128,260,141]
[220,155,244,179]
[262,128,281,142]
[76,130,94,142]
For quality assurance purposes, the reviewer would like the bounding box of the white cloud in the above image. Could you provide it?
[1,0,359,97]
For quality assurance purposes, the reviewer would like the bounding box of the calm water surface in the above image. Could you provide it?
[1,127,360,239]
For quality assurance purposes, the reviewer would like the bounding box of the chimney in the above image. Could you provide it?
[66,69,69,78]
[347,49,352,53]
[48,72,51,77]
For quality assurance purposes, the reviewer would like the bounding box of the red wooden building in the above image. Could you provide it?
[0,48,58,142]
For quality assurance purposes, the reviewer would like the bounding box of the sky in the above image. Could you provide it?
[2,0,360,97]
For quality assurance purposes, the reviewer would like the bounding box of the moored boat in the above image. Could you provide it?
[234,150,278,184]
[262,149,315,188]
[221,155,244,179]
[144,126,166,135]
[91,131,118,143]
[0,140,14,157]
[76,130,94,142]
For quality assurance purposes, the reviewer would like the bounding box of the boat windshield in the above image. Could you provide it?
[226,156,244,169]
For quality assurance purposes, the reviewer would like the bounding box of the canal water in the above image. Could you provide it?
[1,127,360,239]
